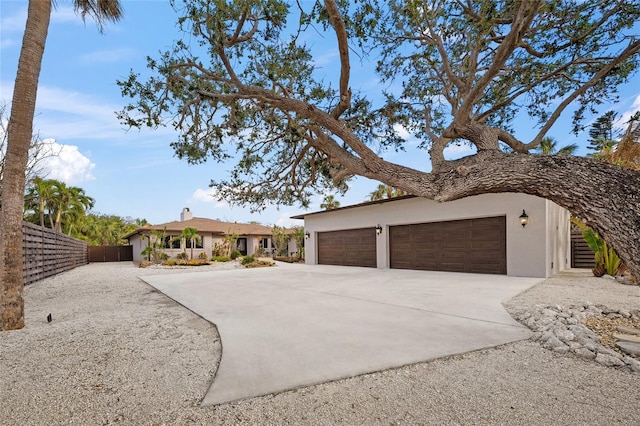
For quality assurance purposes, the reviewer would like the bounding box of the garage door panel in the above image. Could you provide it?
[318,228,376,268]
[390,216,506,275]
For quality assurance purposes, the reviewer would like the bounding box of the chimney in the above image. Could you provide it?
[180,207,192,221]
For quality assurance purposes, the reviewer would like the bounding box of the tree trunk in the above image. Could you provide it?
[0,0,51,331]
[426,151,640,279]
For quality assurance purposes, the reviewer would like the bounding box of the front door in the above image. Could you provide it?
[236,238,247,256]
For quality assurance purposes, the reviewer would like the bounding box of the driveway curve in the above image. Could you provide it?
[141,263,540,405]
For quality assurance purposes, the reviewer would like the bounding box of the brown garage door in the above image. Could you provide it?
[317,228,377,268]
[390,216,506,274]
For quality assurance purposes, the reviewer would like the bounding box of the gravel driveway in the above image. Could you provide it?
[1,262,639,425]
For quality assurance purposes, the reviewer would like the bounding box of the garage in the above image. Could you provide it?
[317,228,377,267]
[389,216,507,274]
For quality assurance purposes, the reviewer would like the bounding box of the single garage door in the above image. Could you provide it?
[390,216,506,274]
[317,228,377,268]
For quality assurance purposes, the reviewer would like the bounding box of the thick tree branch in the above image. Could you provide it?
[324,0,351,119]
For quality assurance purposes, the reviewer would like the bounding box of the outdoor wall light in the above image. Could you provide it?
[375,224,383,235]
[305,231,310,239]
[519,210,529,227]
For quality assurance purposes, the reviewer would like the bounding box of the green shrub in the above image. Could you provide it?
[198,252,208,260]
[176,252,188,260]
[241,255,255,265]
[230,250,241,260]
[164,258,178,266]
[211,256,231,262]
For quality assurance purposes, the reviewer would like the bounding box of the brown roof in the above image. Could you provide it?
[290,195,418,219]
[124,217,277,239]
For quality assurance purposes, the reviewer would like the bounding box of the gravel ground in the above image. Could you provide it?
[1,263,639,425]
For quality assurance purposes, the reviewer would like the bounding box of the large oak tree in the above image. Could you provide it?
[119,0,640,277]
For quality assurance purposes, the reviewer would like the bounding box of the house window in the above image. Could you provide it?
[186,237,203,249]
[261,238,269,249]
[163,235,181,249]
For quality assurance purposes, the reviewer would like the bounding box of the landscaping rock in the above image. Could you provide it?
[513,303,640,372]
[616,342,640,357]
[595,353,625,367]
[612,333,640,343]
[616,326,640,335]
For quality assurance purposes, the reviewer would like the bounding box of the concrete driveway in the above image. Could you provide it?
[141,263,540,405]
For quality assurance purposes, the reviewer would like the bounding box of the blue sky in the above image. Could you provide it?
[1,1,639,227]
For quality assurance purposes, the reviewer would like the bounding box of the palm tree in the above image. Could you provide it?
[50,182,95,234]
[536,137,578,156]
[0,0,122,331]
[368,184,407,201]
[25,177,56,228]
[181,227,200,260]
[320,194,341,210]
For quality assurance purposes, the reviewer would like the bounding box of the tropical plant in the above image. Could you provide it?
[180,226,200,259]
[369,184,407,201]
[572,219,621,276]
[535,137,578,156]
[291,227,305,260]
[320,195,340,210]
[176,252,188,261]
[212,242,224,257]
[223,230,239,256]
[271,225,290,258]
[118,0,640,284]
[50,181,95,233]
[1,0,124,330]
[24,176,56,227]
[141,227,168,264]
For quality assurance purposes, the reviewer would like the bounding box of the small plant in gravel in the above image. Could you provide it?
[176,252,188,261]
[230,250,241,260]
[164,258,178,266]
[244,259,276,268]
[198,252,208,260]
[241,255,255,265]
[211,256,231,262]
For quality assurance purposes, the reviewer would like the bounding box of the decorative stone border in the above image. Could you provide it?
[511,303,640,372]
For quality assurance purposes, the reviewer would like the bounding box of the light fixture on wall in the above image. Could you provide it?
[519,210,529,227]
[305,231,310,239]
[375,224,383,235]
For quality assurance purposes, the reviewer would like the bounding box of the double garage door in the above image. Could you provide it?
[317,216,506,274]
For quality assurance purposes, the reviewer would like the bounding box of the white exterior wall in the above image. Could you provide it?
[301,193,570,278]
[545,200,572,277]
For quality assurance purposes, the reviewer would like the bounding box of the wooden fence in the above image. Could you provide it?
[22,222,88,286]
[571,227,595,269]
[88,245,133,262]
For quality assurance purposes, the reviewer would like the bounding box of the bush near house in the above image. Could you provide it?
[211,256,231,262]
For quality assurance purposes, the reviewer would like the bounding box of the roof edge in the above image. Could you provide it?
[290,195,417,219]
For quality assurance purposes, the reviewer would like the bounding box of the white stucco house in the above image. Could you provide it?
[292,193,572,278]
[125,208,299,262]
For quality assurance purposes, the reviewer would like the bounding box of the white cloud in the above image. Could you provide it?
[618,93,640,129]
[78,47,136,65]
[393,124,411,139]
[275,211,301,228]
[39,140,95,184]
[190,187,230,208]
[443,142,476,160]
